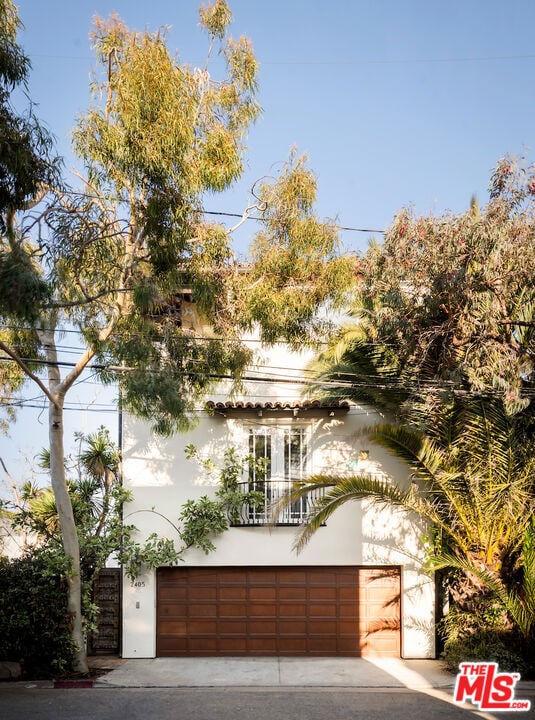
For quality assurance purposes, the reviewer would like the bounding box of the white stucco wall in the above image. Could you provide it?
[121,344,435,659]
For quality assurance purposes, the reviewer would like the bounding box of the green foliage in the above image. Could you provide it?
[119,445,265,579]
[286,336,535,661]
[5,428,130,634]
[0,244,50,320]
[242,153,356,348]
[199,0,232,39]
[304,294,407,416]
[0,551,77,677]
[178,496,229,554]
[357,157,535,413]
[294,161,535,664]
[119,533,181,582]
[439,596,532,676]
[442,628,530,676]
[0,0,57,428]
[0,326,44,433]
[0,0,29,87]
[0,0,59,228]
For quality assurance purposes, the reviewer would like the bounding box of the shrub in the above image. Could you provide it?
[442,628,530,676]
[0,551,77,677]
[439,601,533,678]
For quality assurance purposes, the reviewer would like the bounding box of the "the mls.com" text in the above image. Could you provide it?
[453,662,531,712]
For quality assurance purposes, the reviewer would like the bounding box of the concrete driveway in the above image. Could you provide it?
[95,657,455,689]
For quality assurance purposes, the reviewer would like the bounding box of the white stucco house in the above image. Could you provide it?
[120,340,436,659]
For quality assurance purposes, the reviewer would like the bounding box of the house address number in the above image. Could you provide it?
[131,580,146,588]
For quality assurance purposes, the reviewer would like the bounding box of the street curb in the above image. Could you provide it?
[53,679,94,689]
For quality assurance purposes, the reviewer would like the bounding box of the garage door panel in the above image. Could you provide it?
[220,587,246,600]
[219,603,247,617]
[279,570,307,584]
[249,620,277,633]
[158,637,188,653]
[338,636,360,652]
[279,637,307,652]
[158,586,187,601]
[158,620,187,634]
[248,603,277,617]
[189,620,217,633]
[159,602,187,617]
[219,638,248,651]
[189,586,217,601]
[189,638,218,652]
[309,604,337,616]
[249,638,278,652]
[309,586,337,600]
[278,603,307,617]
[279,586,307,600]
[220,570,247,584]
[187,571,219,585]
[156,566,401,657]
[193,604,217,617]
[339,603,359,617]
[361,635,399,655]
[219,620,248,633]
[309,620,337,634]
[249,586,277,600]
[249,570,277,583]
[339,620,359,633]
[309,636,337,652]
[339,587,359,600]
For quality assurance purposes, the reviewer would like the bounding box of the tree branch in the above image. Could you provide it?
[47,287,132,309]
[0,339,60,410]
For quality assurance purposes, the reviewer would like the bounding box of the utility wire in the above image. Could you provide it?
[202,210,385,235]
[1,354,533,399]
[29,187,385,235]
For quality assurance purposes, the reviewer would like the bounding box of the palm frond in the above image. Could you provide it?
[289,473,413,553]
[370,423,445,481]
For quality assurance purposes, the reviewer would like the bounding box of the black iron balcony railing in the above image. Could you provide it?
[229,478,324,526]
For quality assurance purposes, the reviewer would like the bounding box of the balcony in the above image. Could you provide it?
[229,479,324,527]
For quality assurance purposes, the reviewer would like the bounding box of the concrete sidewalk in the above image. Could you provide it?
[95,657,456,689]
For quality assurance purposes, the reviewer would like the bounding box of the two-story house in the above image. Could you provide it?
[120,340,436,659]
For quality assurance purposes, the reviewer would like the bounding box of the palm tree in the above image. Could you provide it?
[31,427,120,540]
[305,292,410,417]
[282,394,535,646]
[78,428,120,537]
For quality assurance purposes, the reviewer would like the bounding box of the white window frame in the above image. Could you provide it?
[246,422,311,524]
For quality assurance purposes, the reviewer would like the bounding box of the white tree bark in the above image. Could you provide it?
[41,329,89,675]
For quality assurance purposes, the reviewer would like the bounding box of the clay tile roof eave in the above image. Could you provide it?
[205,399,351,411]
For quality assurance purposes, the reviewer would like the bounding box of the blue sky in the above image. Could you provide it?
[3,0,535,486]
[15,0,535,251]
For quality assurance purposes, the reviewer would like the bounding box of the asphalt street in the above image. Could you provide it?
[1,687,534,720]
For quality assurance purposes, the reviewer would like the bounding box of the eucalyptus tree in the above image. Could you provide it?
[0,1,354,673]
[0,0,59,431]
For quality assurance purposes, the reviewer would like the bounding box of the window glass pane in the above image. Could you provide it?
[284,428,306,481]
[248,429,271,483]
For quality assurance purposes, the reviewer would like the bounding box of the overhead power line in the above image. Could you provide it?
[202,210,385,235]
[31,187,386,235]
[2,354,534,400]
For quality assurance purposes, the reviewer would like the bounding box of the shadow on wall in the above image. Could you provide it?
[121,416,232,489]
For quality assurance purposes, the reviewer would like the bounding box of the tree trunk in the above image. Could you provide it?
[48,398,88,674]
[41,328,89,675]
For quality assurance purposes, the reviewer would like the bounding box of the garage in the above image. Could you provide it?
[156,566,401,657]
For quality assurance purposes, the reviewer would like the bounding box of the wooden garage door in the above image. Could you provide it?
[157,566,400,657]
